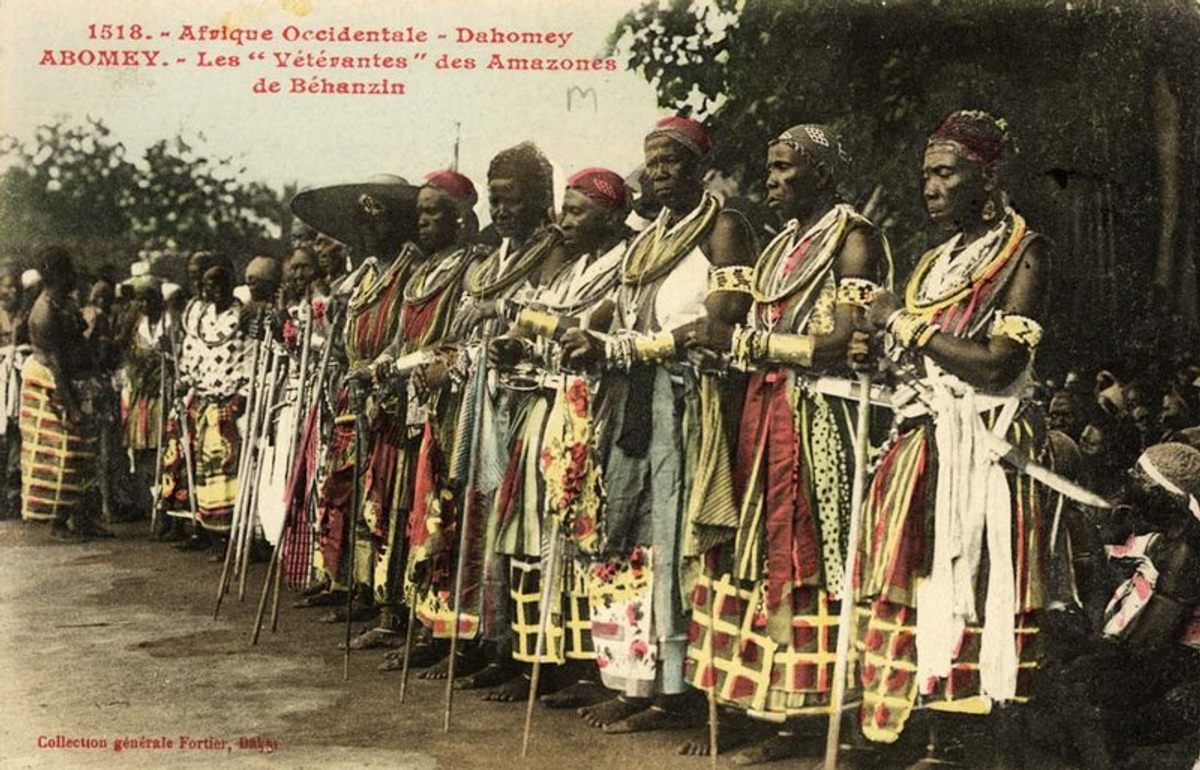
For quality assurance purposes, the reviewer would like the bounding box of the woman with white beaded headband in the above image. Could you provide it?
[679,123,891,764]
[1043,442,1200,769]
[848,110,1054,766]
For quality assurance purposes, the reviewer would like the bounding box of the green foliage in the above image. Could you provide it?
[0,118,283,281]
[611,0,1200,374]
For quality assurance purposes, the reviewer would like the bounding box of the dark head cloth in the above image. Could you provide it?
[929,110,1010,173]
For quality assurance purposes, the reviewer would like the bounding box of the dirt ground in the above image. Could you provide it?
[0,520,742,770]
[0,519,1195,770]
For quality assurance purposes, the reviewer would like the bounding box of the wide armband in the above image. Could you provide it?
[887,310,939,350]
[766,333,814,367]
[836,277,882,309]
[515,307,561,340]
[708,265,754,295]
[632,332,677,363]
[991,311,1043,350]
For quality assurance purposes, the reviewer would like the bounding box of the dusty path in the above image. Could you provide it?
[0,521,734,769]
[2,520,1194,769]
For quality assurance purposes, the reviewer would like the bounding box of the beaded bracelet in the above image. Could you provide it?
[887,311,938,350]
[516,308,560,340]
[633,332,676,363]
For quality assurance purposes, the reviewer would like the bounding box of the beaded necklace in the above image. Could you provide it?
[905,211,1027,316]
[190,300,241,348]
[463,229,559,300]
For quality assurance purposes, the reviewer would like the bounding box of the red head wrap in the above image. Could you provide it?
[646,116,711,157]
[928,110,1009,173]
[423,170,478,206]
[567,167,628,211]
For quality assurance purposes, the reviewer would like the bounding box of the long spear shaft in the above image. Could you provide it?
[252,298,320,641]
[240,342,282,601]
[276,299,342,632]
[343,382,366,681]
[444,340,489,732]
[228,335,266,589]
[521,520,562,756]
[150,354,169,534]
[823,373,873,770]
[214,334,264,618]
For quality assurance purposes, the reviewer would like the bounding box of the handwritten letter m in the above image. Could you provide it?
[566,86,598,112]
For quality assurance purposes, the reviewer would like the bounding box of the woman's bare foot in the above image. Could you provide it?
[579,696,649,728]
[541,679,609,709]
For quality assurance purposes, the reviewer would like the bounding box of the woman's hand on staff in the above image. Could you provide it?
[560,328,604,369]
[684,317,730,370]
[456,300,498,333]
[865,289,902,330]
[848,326,876,373]
[488,335,529,369]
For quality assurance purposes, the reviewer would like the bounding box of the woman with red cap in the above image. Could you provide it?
[470,166,633,704]
[560,115,757,733]
[848,110,1054,764]
[399,146,560,684]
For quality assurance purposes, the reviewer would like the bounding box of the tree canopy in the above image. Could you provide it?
[0,118,284,283]
[611,0,1200,378]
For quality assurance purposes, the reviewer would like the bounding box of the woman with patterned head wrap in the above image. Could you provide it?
[558,115,757,733]
[679,124,891,763]
[849,110,1054,762]
[328,169,486,654]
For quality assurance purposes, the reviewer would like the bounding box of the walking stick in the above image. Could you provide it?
[343,380,367,681]
[252,297,319,641]
[444,340,489,732]
[150,353,169,534]
[398,600,418,704]
[178,395,201,532]
[521,517,563,756]
[240,340,282,601]
[522,374,571,755]
[219,331,265,602]
[275,298,342,633]
[823,372,873,770]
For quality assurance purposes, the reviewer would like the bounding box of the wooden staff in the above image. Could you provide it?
[251,298,318,642]
[214,329,265,619]
[398,600,418,704]
[149,352,169,534]
[443,340,489,732]
[823,372,873,770]
[521,515,563,756]
[239,340,282,601]
[343,380,367,681]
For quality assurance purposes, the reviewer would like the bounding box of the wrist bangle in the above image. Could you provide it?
[889,311,932,349]
[516,308,560,339]
[883,308,905,333]
[633,332,676,363]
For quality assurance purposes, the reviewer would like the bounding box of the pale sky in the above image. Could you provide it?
[0,0,666,222]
